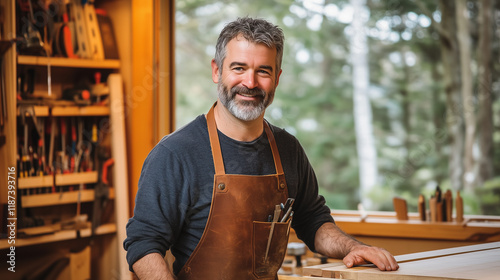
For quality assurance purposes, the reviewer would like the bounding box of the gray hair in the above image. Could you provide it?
[214,17,285,78]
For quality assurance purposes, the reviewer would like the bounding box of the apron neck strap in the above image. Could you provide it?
[206,102,284,176]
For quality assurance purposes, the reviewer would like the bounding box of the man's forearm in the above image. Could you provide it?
[132,252,177,280]
[314,222,399,271]
[314,222,365,258]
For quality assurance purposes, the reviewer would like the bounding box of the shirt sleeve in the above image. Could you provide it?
[123,143,187,272]
[290,140,335,252]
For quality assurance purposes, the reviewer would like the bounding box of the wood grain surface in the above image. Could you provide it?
[303,241,500,280]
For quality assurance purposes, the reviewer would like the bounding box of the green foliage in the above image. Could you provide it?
[175,0,500,214]
[476,177,500,215]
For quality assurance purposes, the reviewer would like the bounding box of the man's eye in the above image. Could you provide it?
[233,67,244,71]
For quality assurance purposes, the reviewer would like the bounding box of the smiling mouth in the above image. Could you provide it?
[238,92,261,98]
[231,85,264,94]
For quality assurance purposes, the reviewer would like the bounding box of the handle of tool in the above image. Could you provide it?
[418,194,426,221]
[445,190,453,222]
[280,207,293,223]
[393,197,409,220]
[429,196,437,222]
[264,205,281,262]
[102,158,114,185]
[456,191,464,223]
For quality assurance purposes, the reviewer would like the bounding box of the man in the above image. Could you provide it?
[124,17,399,280]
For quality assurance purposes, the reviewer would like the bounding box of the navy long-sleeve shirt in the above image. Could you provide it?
[123,115,334,274]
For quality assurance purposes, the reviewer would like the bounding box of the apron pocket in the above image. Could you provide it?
[252,221,291,278]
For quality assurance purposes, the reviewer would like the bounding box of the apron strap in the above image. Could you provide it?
[206,102,285,176]
[263,121,284,175]
[207,103,225,175]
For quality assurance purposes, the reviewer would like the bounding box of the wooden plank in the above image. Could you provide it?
[17,105,110,117]
[279,276,341,280]
[0,0,17,204]
[303,243,500,280]
[0,223,116,249]
[19,172,99,189]
[303,261,345,277]
[21,188,115,207]
[397,249,500,280]
[70,246,91,280]
[395,241,500,263]
[18,55,120,69]
[108,73,131,280]
[51,106,110,116]
[320,248,500,280]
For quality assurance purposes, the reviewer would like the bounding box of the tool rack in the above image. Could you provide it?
[0,1,129,279]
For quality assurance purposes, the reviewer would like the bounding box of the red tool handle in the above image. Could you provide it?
[62,5,77,58]
[102,158,114,185]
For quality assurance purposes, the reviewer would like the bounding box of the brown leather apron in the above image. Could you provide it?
[177,104,291,279]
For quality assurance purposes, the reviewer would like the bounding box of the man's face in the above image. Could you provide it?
[212,35,282,121]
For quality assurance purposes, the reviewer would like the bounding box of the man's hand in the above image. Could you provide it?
[314,222,399,271]
[343,244,399,271]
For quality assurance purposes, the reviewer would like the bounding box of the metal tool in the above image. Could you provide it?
[280,198,295,223]
[60,118,71,174]
[74,118,84,172]
[69,118,76,172]
[47,111,56,192]
[92,146,113,235]
[37,117,45,176]
[287,242,307,269]
[19,0,45,55]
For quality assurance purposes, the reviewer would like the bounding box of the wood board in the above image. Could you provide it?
[303,242,500,280]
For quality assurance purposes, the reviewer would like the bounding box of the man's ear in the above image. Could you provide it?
[275,69,282,87]
[211,59,220,83]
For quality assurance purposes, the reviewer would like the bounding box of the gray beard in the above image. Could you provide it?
[218,82,271,121]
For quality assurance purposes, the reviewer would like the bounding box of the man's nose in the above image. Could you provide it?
[242,71,258,89]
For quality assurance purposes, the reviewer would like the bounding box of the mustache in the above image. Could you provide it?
[230,86,266,97]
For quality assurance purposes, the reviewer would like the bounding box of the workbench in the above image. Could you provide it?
[281,211,500,278]
[294,241,500,280]
[329,210,500,255]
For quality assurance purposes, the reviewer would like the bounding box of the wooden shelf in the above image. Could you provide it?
[0,223,116,249]
[19,172,99,189]
[1,1,131,278]
[18,55,120,69]
[331,210,500,242]
[0,40,15,56]
[17,105,110,117]
[21,188,115,208]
